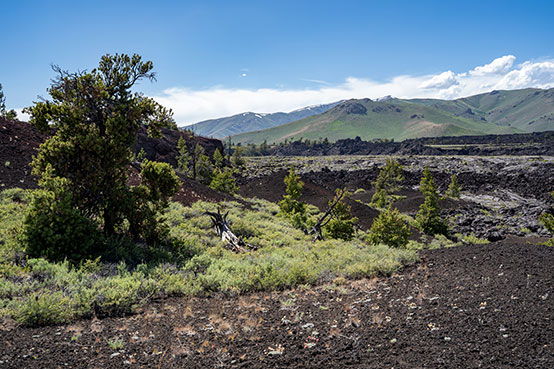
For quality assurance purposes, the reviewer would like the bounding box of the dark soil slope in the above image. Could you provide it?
[0,118,227,204]
[2,239,552,368]
[0,118,48,189]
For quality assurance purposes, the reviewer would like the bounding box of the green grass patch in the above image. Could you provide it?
[0,188,418,326]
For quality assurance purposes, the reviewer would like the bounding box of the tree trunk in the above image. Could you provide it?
[205,210,257,253]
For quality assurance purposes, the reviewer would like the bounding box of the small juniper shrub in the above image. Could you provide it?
[416,166,449,236]
[196,146,214,185]
[212,148,224,170]
[367,205,410,248]
[324,189,358,241]
[278,166,307,229]
[443,174,462,199]
[231,146,245,169]
[370,158,404,208]
[209,168,239,195]
[176,136,192,176]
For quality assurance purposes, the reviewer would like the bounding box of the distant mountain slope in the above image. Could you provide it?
[407,88,554,132]
[231,97,522,145]
[187,101,341,138]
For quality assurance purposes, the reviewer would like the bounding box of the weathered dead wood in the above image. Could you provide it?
[307,188,347,241]
[205,209,258,253]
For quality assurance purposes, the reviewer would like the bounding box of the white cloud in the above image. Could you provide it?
[470,55,516,76]
[151,55,554,125]
[419,71,458,89]
[495,60,554,90]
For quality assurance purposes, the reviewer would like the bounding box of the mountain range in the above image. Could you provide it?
[229,88,554,144]
[187,101,341,138]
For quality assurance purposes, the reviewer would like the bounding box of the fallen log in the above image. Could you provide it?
[205,209,258,253]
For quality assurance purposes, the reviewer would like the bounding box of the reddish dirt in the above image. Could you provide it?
[0,118,48,189]
[0,118,228,206]
[1,238,552,368]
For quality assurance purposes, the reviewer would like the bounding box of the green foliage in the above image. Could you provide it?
[22,54,178,261]
[176,136,192,176]
[370,158,404,207]
[278,166,307,229]
[209,168,239,195]
[24,169,103,263]
[0,193,418,326]
[196,150,214,185]
[371,189,388,208]
[416,167,449,236]
[13,291,74,326]
[444,174,462,199]
[0,83,17,120]
[324,189,358,241]
[458,233,490,245]
[0,189,30,259]
[108,338,125,350]
[212,148,224,169]
[138,160,181,208]
[134,147,147,163]
[231,146,245,168]
[367,206,410,248]
[419,166,435,195]
[126,160,181,243]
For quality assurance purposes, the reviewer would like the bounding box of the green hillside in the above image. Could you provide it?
[231,97,522,145]
[408,88,554,132]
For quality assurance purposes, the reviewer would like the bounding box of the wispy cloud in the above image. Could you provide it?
[300,78,331,85]
[152,55,554,125]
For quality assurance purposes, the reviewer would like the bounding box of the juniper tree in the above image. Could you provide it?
[231,146,245,168]
[196,145,214,184]
[444,174,462,199]
[209,167,239,195]
[212,148,224,169]
[368,205,410,248]
[23,54,180,260]
[278,166,307,229]
[177,136,192,176]
[416,167,448,236]
[370,158,404,207]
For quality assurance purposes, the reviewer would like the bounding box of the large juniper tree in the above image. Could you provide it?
[23,54,180,260]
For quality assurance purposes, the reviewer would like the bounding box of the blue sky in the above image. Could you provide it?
[2,0,554,124]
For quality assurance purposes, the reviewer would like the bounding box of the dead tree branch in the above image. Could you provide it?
[205,209,258,253]
[307,188,347,241]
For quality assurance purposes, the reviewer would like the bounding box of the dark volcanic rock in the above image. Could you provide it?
[135,126,223,168]
[269,131,554,157]
[332,101,367,115]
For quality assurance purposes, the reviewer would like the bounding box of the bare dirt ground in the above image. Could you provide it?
[1,238,552,368]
